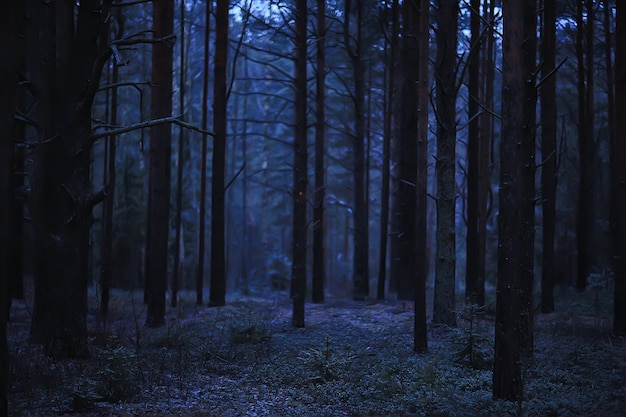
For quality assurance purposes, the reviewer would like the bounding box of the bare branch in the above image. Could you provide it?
[91,117,214,141]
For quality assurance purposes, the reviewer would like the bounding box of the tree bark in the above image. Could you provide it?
[433,0,458,327]
[0,1,16,412]
[28,0,113,356]
[613,0,626,336]
[146,0,174,327]
[493,0,537,400]
[291,0,308,326]
[209,0,228,307]
[197,0,211,306]
[414,0,430,353]
[541,0,557,314]
[312,0,326,304]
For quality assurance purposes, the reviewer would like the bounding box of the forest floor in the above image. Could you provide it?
[6,280,626,417]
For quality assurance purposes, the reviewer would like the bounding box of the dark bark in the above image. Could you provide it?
[209,0,228,307]
[146,0,174,327]
[413,0,429,354]
[0,1,16,412]
[613,0,626,336]
[493,0,537,400]
[465,0,486,307]
[395,0,419,302]
[291,0,308,327]
[197,0,211,306]
[28,0,113,357]
[377,0,399,301]
[344,0,369,300]
[433,0,458,327]
[100,61,119,318]
[541,0,557,314]
[172,0,186,308]
[312,0,326,304]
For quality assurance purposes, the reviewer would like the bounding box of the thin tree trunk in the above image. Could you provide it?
[197,0,211,306]
[146,0,174,327]
[378,0,398,301]
[172,0,186,308]
[414,0,430,353]
[613,0,626,336]
[312,0,326,304]
[541,0,557,314]
[100,60,119,318]
[493,0,537,400]
[465,0,485,306]
[433,0,458,327]
[291,0,308,326]
[209,0,228,307]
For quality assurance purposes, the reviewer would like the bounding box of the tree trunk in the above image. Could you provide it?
[613,0,626,336]
[146,0,174,326]
[28,0,113,357]
[493,0,537,400]
[0,1,16,412]
[394,0,419,302]
[312,0,326,304]
[344,0,369,301]
[465,0,486,306]
[541,0,557,314]
[172,0,186,308]
[291,0,308,327]
[209,0,228,307]
[414,0,430,353]
[378,0,399,301]
[433,0,458,327]
[197,0,211,306]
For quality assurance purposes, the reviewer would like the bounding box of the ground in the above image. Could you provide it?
[6,281,626,417]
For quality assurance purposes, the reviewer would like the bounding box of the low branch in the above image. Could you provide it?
[91,117,214,141]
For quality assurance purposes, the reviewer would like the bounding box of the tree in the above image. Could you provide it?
[540,0,557,313]
[312,0,326,304]
[465,0,487,307]
[613,0,626,336]
[27,0,114,356]
[197,0,211,306]
[209,0,228,307]
[145,0,174,327]
[377,0,399,301]
[394,0,419,302]
[0,0,16,411]
[414,0,430,354]
[433,0,458,327]
[493,0,537,400]
[291,0,308,327]
[344,0,369,300]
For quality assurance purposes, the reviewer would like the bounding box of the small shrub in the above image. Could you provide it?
[298,336,355,383]
[94,346,142,403]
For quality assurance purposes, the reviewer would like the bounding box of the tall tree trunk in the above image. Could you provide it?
[28,0,113,356]
[433,0,458,327]
[0,1,16,412]
[541,0,557,314]
[291,0,308,327]
[312,0,326,304]
[378,0,399,301]
[493,0,537,400]
[613,0,626,336]
[395,0,419,302]
[344,0,369,300]
[209,0,228,307]
[100,60,119,318]
[197,0,211,306]
[172,0,186,308]
[146,0,174,326]
[414,0,430,353]
[576,0,595,292]
[465,0,486,306]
